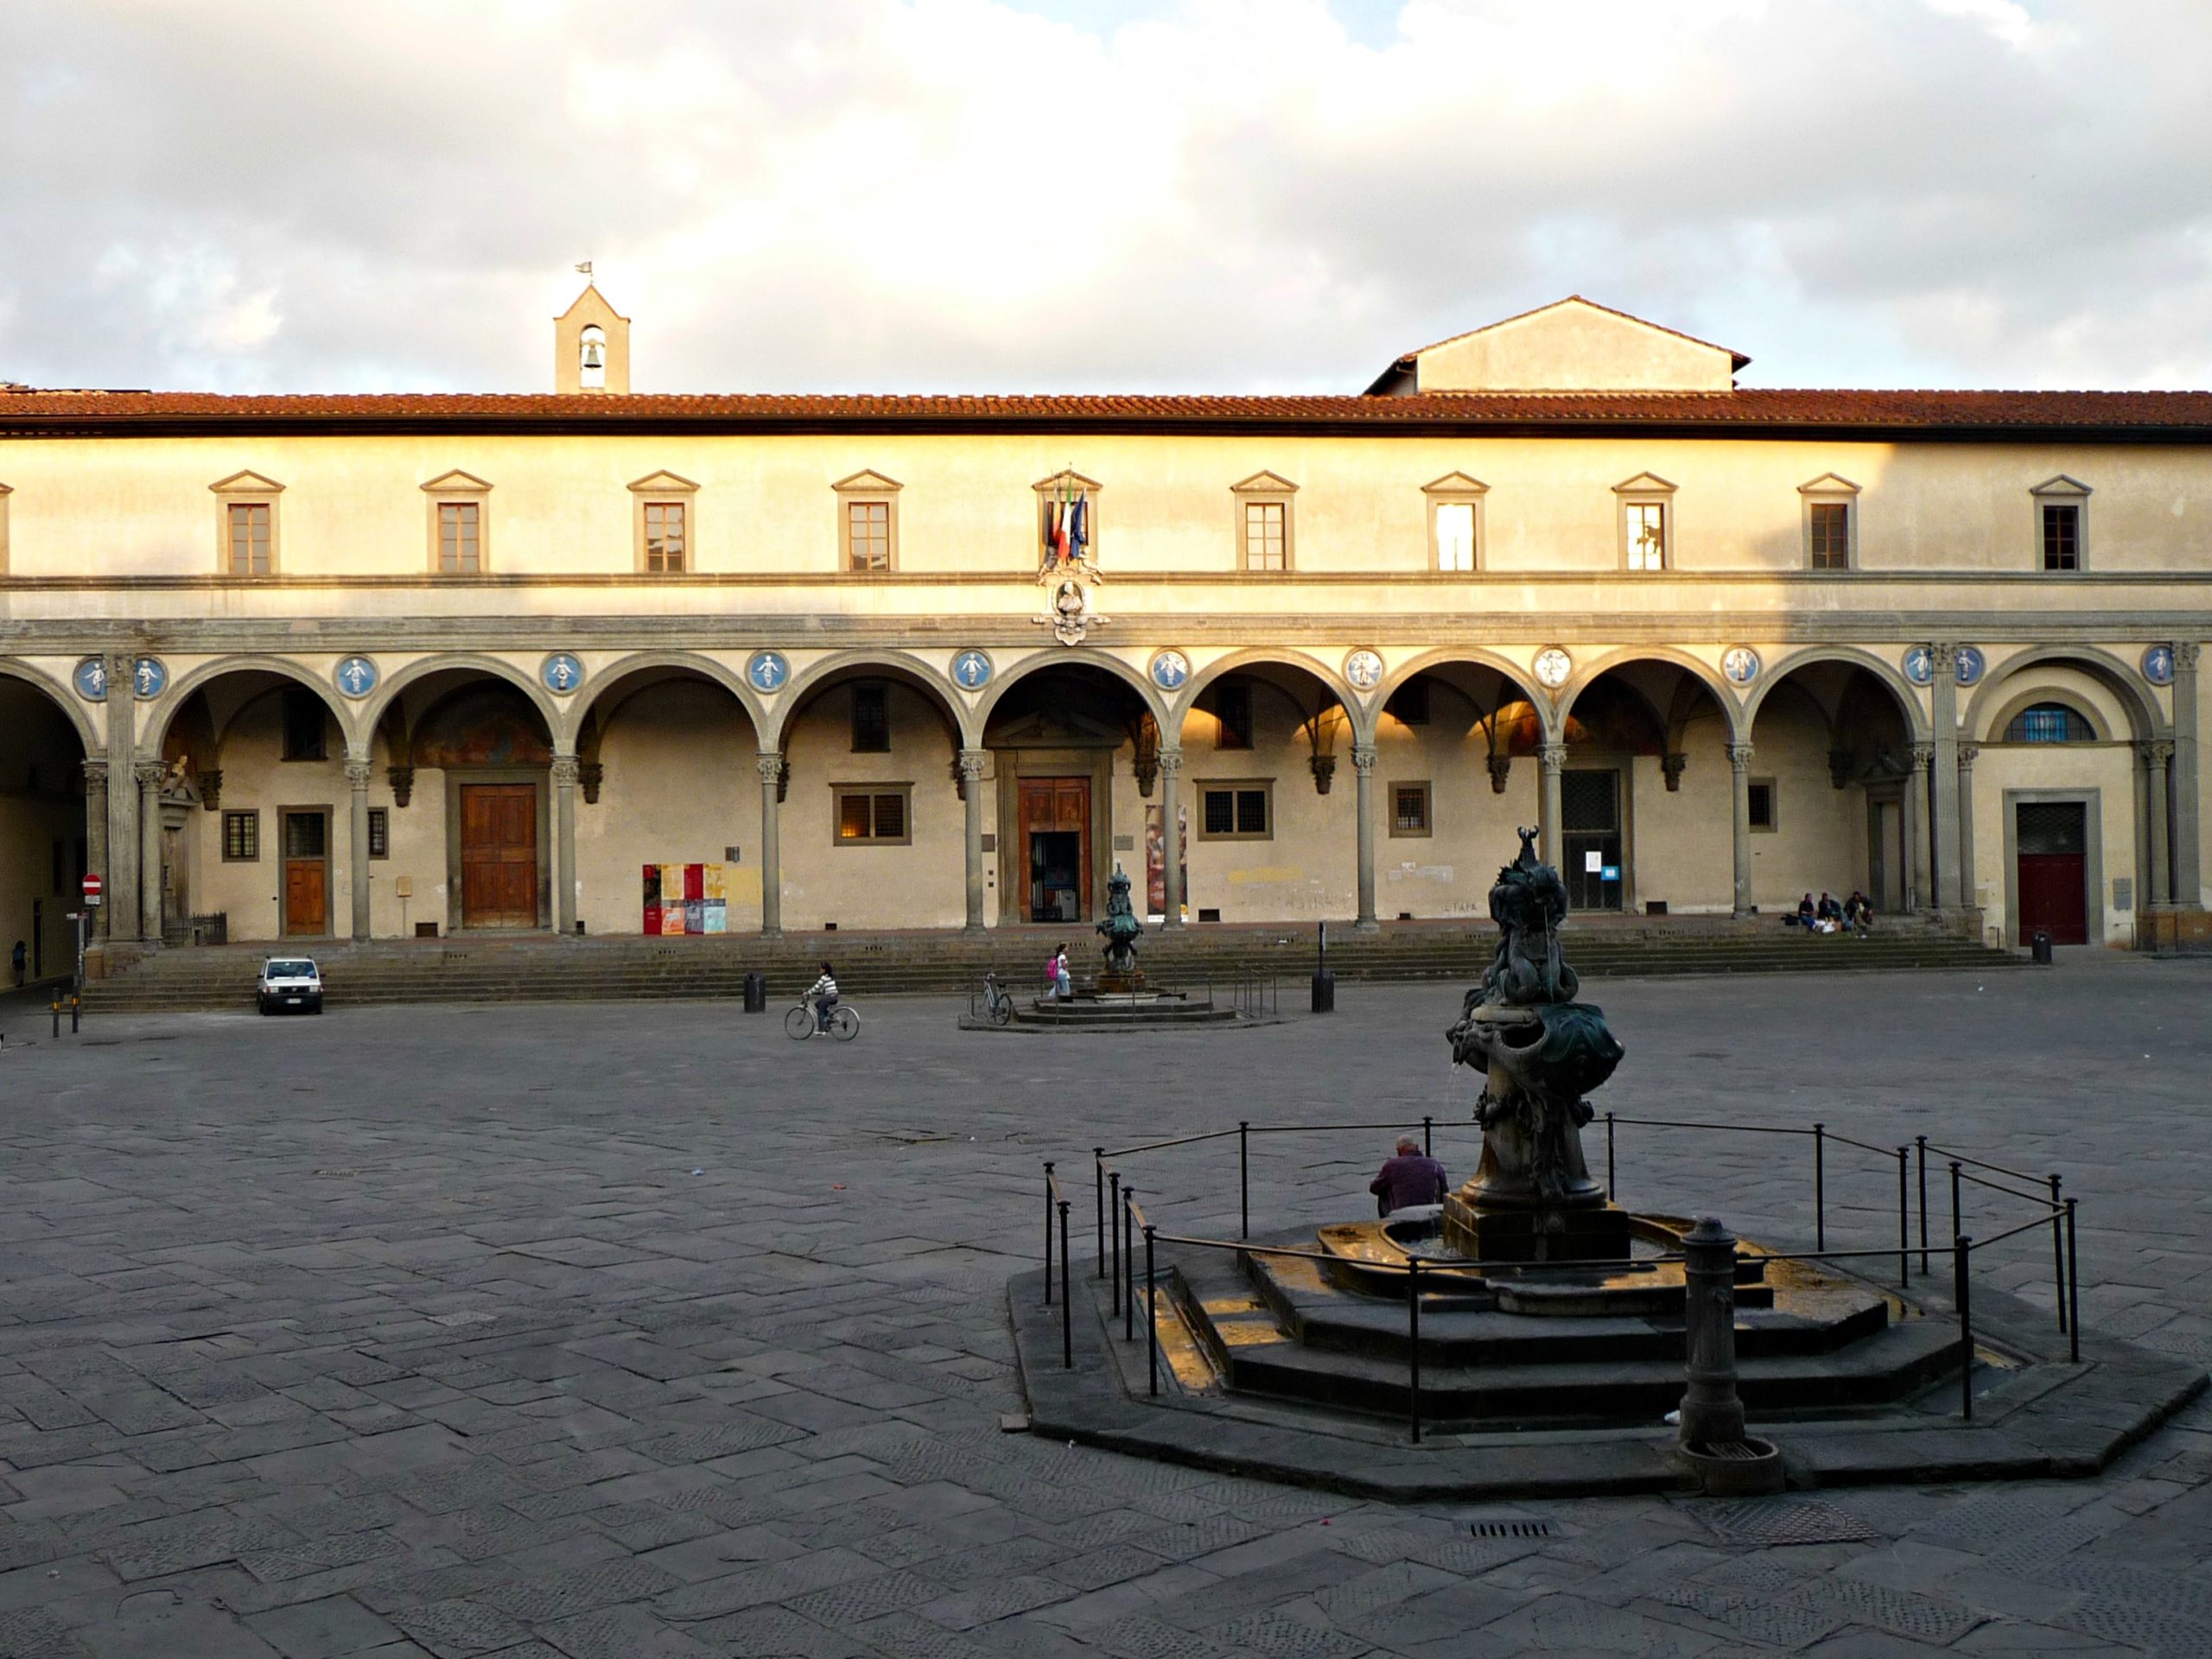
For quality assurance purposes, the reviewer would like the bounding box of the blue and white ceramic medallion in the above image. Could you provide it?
[131,658,168,699]
[747,651,791,694]
[951,649,993,691]
[1904,645,1934,686]
[1344,649,1384,694]
[540,653,583,695]
[73,657,109,702]
[1150,649,1190,692]
[1721,646,1761,686]
[2144,644,2177,687]
[335,655,379,698]
[1953,645,1985,687]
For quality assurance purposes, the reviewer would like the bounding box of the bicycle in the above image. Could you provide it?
[979,970,1014,1027]
[786,997,859,1041]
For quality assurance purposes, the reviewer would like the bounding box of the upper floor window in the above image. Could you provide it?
[1034,470,1103,568]
[1614,474,1675,572]
[209,470,283,577]
[629,472,699,575]
[2031,475,2090,571]
[851,683,890,752]
[1423,472,1487,572]
[833,471,901,573]
[1799,474,1859,570]
[1232,472,1296,572]
[422,470,492,575]
[2005,701,2094,743]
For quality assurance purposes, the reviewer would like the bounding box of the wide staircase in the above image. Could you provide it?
[84,915,2019,1014]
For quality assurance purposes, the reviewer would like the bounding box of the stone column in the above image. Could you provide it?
[346,760,373,942]
[1956,743,1980,912]
[957,748,988,934]
[81,758,108,940]
[1158,748,1184,930]
[2142,740,2172,910]
[757,752,784,938]
[136,760,164,943]
[1929,645,1961,914]
[105,657,139,942]
[550,754,580,937]
[1904,743,1932,913]
[2173,643,2202,908]
[1351,743,1379,931]
[1538,742,1566,872]
[1726,742,1755,918]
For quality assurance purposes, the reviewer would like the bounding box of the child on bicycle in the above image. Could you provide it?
[807,961,839,1032]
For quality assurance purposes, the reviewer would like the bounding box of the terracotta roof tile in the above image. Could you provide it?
[3,385,2211,434]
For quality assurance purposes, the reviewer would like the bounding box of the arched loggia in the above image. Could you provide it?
[0,664,93,974]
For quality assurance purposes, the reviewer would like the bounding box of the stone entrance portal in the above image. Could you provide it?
[1020,778,1090,923]
[281,809,329,937]
[459,783,540,930]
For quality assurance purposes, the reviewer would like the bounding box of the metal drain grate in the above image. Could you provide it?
[1686,1497,1876,1547]
[1470,1520,1552,1539]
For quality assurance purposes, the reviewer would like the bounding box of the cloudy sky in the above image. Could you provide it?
[4,0,2209,396]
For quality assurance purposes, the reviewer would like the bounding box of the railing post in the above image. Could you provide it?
[1058,1199,1072,1370]
[1239,1121,1250,1241]
[1123,1191,1136,1343]
[1407,1256,1421,1445]
[1897,1147,1910,1288]
[1916,1135,1929,1275]
[1109,1172,1122,1314]
[1043,1161,1056,1307]
[2050,1173,2067,1334]
[1955,1236,1974,1421]
[1605,1111,1616,1203]
[1949,1160,1962,1243]
[1145,1224,1158,1397]
[1422,1115,1433,1159]
[2065,1198,2080,1364]
[1813,1123,1826,1252]
[1680,1217,1746,1449]
[1094,1149,1106,1279]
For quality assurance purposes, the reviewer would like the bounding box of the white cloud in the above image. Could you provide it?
[2,0,2208,393]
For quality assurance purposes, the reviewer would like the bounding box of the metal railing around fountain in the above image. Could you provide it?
[1052,1112,2082,1441]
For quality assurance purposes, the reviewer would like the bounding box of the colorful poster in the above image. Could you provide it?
[684,863,704,902]
[642,863,662,933]
[702,901,728,934]
[1145,802,1188,920]
[662,900,688,935]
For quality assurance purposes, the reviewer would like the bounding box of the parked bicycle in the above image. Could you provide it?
[786,996,860,1041]
[980,970,1014,1027]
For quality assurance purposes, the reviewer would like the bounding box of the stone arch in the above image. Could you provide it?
[1963,645,2164,745]
[1169,647,1365,746]
[769,648,974,753]
[0,656,100,752]
[971,650,1166,737]
[1741,645,1928,744]
[145,654,355,759]
[1375,647,1557,747]
[1557,646,1742,741]
[568,651,767,750]
[360,654,563,756]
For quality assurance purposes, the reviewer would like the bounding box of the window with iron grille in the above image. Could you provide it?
[835,788,911,844]
[1390,782,1431,837]
[2005,702,2092,743]
[1214,682,1254,749]
[283,812,327,859]
[1199,783,1270,839]
[1748,779,1777,830]
[643,501,686,573]
[1808,501,1851,569]
[367,807,390,859]
[2041,504,2079,571]
[2016,800,2087,855]
[850,683,890,753]
[222,810,260,861]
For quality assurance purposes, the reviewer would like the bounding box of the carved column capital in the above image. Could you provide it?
[1927,642,1956,673]
[1726,742,1754,774]
[1537,742,1566,777]
[344,760,374,790]
[2176,641,2201,672]
[1350,743,1377,775]
[1308,753,1337,795]
[1156,747,1183,778]
[756,753,785,786]
[957,748,988,782]
[1957,741,1980,772]
[1909,741,1935,767]
[386,764,415,808]
[1485,753,1511,794]
[2139,738,2176,766]
[81,758,110,791]
[134,760,166,792]
[1660,751,1687,792]
[549,757,581,788]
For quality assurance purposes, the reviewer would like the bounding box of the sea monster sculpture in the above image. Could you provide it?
[1446,829,1624,1207]
[1096,864,1144,979]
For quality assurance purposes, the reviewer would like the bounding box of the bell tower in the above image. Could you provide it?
[554,277,630,394]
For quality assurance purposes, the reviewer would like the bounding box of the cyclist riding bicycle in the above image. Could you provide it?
[806,961,839,1033]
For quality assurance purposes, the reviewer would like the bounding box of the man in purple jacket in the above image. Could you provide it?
[1370,1136,1448,1217]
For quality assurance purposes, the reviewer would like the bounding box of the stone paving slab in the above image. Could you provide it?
[0,963,2207,1655]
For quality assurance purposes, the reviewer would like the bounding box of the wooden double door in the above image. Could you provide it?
[1020,778,1090,923]
[460,784,541,930]
[282,810,328,936]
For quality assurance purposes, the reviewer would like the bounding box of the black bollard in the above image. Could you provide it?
[1679,1217,1746,1450]
[70,996,80,1034]
[1311,919,1335,1014]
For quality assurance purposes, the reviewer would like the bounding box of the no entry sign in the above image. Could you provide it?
[82,873,103,906]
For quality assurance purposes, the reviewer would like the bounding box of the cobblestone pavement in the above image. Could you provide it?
[1,955,2209,1657]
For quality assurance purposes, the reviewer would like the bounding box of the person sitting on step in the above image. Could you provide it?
[1369,1135,1448,1217]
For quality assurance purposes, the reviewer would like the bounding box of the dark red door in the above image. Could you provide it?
[2016,803,2088,945]
[461,785,539,929]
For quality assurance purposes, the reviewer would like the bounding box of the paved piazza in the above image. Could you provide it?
[1,957,2209,1659]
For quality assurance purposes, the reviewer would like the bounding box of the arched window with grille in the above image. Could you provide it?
[2004,701,2094,743]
